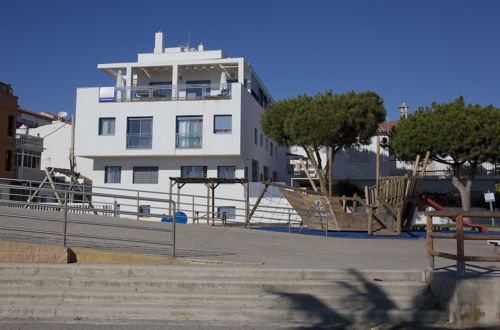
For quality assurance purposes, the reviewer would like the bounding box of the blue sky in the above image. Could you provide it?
[1,0,499,121]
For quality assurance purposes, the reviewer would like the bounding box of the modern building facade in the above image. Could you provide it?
[75,32,287,216]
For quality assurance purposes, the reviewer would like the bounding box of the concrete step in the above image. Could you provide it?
[0,287,438,310]
[0,303,447,325]
[0,275,431,296]
[0,263,425,281]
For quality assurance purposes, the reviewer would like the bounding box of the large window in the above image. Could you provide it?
[176,116,202,148]
[218,166,235,179]
[213,115,232,134]
[127,117,152,149]
[104,166,121,183]
[99,117,115,136]
[150,81,172,98]
[254,128,258,145]
[133,166,158,184]
[181,166,207,178]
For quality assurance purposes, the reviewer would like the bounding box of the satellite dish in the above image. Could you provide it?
[57,111,68,118]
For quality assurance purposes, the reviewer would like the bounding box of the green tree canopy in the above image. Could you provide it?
[390,96,500,210]
[261,90,386,194]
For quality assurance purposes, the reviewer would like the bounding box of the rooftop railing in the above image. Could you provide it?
[99,83,232,103]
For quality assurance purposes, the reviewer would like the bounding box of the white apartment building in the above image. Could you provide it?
[75,32,287,219]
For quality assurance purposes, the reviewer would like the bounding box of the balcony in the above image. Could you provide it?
[16,134,44,153]
[99,83,232,103]
[176,133,202,148]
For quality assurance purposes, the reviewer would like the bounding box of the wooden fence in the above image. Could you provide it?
[426,210,500,276]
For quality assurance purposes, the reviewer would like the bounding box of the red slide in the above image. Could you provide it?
[419,194,489,233]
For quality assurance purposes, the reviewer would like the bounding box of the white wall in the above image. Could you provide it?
[29,121,94,180]
[76,84,242,158]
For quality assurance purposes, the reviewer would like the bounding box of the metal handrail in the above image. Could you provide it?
[0,181,177,257]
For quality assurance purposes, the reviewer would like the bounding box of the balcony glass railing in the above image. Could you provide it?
[99,83,232,102]
[176,133,202,148]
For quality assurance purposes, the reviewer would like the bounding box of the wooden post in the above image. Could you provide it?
[421,151,431,175]
[169,179,173,215]
[426,215,435,270]
[305,147,327,194]
[352,193,358,212]
[364,186,369,205]
[244,182,250,227]
[206,184,210,224]
[248,183,269,223]
[375,136,380,200]
[299,159,318,192]
[412,154,421,176]
[367,207,373,235]
[396,209,402,235]
[456,215,465,276]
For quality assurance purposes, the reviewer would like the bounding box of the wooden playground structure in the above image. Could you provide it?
[251,144,431,235]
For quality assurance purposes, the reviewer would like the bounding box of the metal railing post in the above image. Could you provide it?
[172,201,176,258]
[63,191,68,247]
[288,208,291,234]
[136,191,140,220]
[191,195,195,224]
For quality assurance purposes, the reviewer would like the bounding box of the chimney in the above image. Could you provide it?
[154,31,164,53]
[198,42,204,51]
[399,102,409,119]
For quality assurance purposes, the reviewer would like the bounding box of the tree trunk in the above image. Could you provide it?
[450,163,477,212]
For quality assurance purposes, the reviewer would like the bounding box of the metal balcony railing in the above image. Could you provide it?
[176,133,202,148]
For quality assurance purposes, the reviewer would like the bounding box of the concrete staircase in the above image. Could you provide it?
[0,264,446,327]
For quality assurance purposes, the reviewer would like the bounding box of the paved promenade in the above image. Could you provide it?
[0,205,498,271]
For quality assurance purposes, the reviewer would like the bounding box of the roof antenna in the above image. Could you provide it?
[187,30,191,51]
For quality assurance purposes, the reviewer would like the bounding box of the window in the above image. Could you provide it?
[214,115,232,134]
[181,166,207,178]
[272,171,278,182]
[270,142,273,156]
[104,166,121,183]
[99,117,115,136]
[127,117,152,148]
[7,116,14,137]
[15,150,40,169]
[263,166,269,181]
[218,166,235,179]
[5,150,12,171]
[133,166,158,184]
[251,159,259,182]
[217,206,236,220]
[138,205,151,216]
[265,138,268,151]
[254,128,258,145]
[176,116,202,148]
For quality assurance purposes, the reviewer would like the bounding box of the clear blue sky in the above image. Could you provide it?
[1,0,499,121]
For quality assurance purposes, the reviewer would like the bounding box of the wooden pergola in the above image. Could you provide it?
[168,177,249,225]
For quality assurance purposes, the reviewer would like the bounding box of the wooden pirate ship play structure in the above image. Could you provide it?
[250,143,430,236]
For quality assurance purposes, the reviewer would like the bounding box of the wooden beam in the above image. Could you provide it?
[299,159,318,192]
[248,183,269,221]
